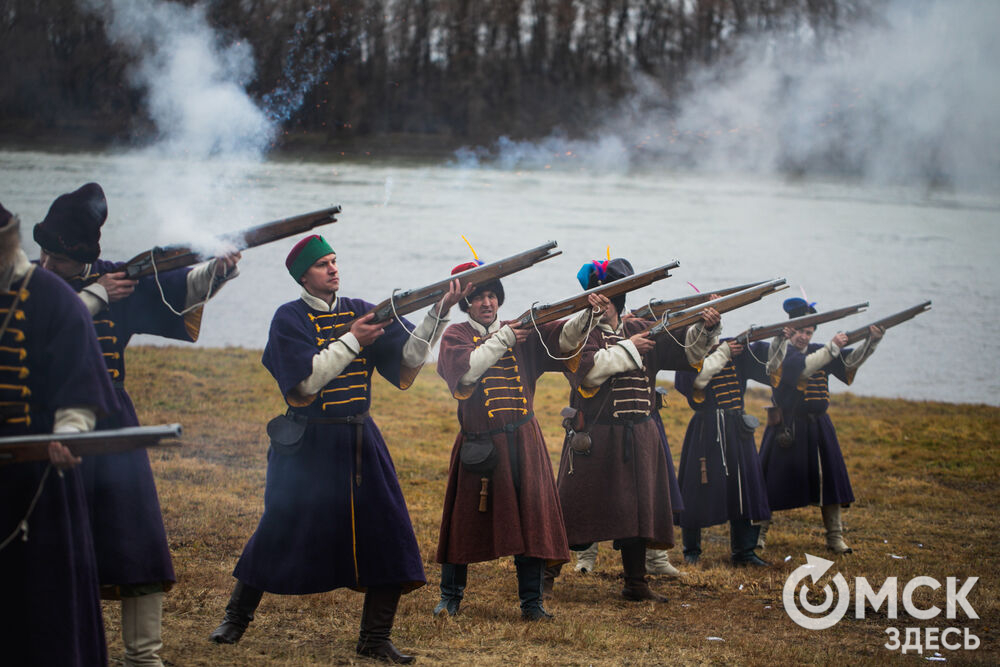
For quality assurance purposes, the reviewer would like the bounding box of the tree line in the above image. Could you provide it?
[0,0,873,150]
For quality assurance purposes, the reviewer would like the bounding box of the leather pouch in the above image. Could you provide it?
[460,436,499,474]
[267,412,308,456]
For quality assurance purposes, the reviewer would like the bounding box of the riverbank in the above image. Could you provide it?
[107,346,999,665]
[0,129,471,164]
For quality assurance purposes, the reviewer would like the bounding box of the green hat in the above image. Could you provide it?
[286,234,335,281]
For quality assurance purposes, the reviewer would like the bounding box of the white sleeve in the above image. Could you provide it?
[684,320,720,365]
[402,308,450,368]
[53,407,97,433]
[79,283,108,316]
[185,259,240,308]
[295,333,362,396]
[559,308,599,353]
[693,343,733,390]
[583,340,642,388]
[459,326,517,385]
[844,335,880,368]
[802,340,841,376]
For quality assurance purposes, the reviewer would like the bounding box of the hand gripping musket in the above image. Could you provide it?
[511,261,681,328]
[646,278,788,336]
[631,280,768,320]
[841,301,932,345]
[324,241,562,341]
[730,302,870,345]
[122,205,342,279]
[0,424,182,465]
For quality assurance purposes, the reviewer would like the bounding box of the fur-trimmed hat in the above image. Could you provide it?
[452,260,504,312]
[577,257,634,313]
[286,234,335,282]
[33,182,107,263]
[783,297,817,319]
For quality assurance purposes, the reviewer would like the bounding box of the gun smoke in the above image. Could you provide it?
[456,0,1000,194]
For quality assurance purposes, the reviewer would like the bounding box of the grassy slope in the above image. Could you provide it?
[113,346,998,665]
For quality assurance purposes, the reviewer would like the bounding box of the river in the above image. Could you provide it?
[2,149,997,405]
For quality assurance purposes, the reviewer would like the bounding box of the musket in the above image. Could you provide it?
[511,261,680,328]
[730,302,869,345]
[646,278,788,336]
[0,424,182,465]
[631,280,768,320]
[122,205,342,278]
[325,241,562,341]
[842,301,932,345]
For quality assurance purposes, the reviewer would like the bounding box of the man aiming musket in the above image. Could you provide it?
[756,296,906,555]
[547,256,719,603]
[433,245,626,621]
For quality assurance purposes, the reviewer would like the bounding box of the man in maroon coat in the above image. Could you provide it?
[434,260,598,620]
[551,258,717,602]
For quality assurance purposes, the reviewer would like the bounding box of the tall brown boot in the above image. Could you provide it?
[620,541,667,602]
[356,586,416,664]
[821,504,853,554]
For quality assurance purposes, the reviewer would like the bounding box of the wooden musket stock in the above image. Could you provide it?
[325,241,562,341]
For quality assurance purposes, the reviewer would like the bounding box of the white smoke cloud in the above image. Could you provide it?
[461,0,1000,193]
[85,0,273,159]
[76,0,281,250]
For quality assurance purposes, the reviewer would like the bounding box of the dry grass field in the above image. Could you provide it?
[110,345,999,665]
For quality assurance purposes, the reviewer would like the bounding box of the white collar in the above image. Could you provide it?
[597,317,624,334]
[300,288,338,312]
[467,315,501,336]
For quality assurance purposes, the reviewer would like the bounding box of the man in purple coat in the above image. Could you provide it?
[35,182,240,666]
[0,202,119,666]
[210,234,465,663]
[674,334,772,567]
[757,297,883,554]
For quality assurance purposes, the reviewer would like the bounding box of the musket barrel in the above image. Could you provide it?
[843,301,931,344]
[125,205,342,278]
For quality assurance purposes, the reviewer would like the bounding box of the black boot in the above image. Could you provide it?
[433,563,467,617]
[357,586,415,664]
[682,527,702,565]
[208,580,264,644]
[730,518,769,567]
[620,540,667,602]
[515,555,552,621]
